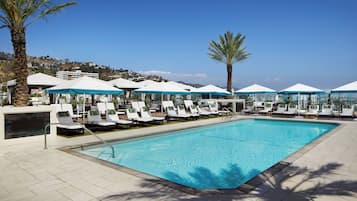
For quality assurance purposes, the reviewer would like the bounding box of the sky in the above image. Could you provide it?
[0,0,356,90]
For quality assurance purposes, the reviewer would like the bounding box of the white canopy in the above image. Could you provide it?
[108,78,141,89]
[191,84,231,96]
[167,81,196,91]
[7,73,64,87]
[45,76,123,95]
[137,80,158,87]
[331,81,357,93]
[279,83,324,94]
[235,84,276,94]
[134,81,190,94]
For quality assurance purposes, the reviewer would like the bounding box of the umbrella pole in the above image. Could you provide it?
[161,94,163,113]
[83,93,86,123]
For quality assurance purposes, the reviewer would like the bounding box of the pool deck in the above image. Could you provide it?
[1,115,357,201]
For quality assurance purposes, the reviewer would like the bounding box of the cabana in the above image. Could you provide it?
[235,84,277,113]
[331,81,357,118]
[279,83,324,116]
[134,82,190,112]
[7,73,64,104]
[108,78,141,101]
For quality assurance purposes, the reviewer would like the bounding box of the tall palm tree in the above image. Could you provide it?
[0,0,76,106]
[209,31,250,92]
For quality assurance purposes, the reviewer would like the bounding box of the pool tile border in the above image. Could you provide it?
[60,118,342,196]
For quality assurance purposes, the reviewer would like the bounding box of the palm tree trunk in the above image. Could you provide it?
[11,27,29,106]
[226,63,232,92]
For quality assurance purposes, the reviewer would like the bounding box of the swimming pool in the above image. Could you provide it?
[77,119,337,190]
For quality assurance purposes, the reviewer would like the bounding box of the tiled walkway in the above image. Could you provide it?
[1,116,356,201]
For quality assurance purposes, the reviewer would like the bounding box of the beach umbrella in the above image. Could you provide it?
[45,76,123,95]
[191,84,230,98]
[235,84,276,94]
[45,76,123,119]
[137,80,158,88]
[108,78,141,89]
[279,83,324,116]
[134,82,190,112]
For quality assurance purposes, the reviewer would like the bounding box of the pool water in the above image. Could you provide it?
[78,119,337,189]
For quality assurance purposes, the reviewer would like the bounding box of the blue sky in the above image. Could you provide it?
[0,0,356,90]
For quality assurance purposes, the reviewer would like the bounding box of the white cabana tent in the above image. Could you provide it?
[137,80,158,88]
[7,73,64,87]
[331,81,357,93]
[235,84,276,94]
[279,83,324,116]
[167,81,196,91]
[134,82,190,112]
[108,78,141,89]
[191,84,231,98]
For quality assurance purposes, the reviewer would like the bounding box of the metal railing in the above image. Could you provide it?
[83,126,116,158]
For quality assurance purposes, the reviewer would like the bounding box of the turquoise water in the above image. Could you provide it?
[78,119,337,189]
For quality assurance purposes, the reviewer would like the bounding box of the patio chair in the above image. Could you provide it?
[166,106,191,119]
[272,104,287,115]
[126,108,154,123]
[140,106,166,122]
[97,102,107,115]
[340,104,354,118]
[62,104,82,119]
[177,104,199,118]
[319,104,333,116]
[259,102,273,114]
[304,105,319,116]
[184,100,202,117]
[87,109,116,128]
[106,109,133,126]
[55,111,84,133]
[283,104,297,115]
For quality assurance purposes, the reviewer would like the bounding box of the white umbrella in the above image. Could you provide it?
[45,76,123,95]
[108,78,141,89]
[191,84,230,98]
[45,76,123,119]
[331,81,357,93]
[279,83,324,116]
[235,84,276,94]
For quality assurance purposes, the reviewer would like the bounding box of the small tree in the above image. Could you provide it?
[209,31,250,92]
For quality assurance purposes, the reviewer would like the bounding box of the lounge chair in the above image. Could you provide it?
[332,105,341,117]
[87,110,116,128]
[272,104,286,115]
[126,108,154,123]
[304,105,319,116]
[177,104,199,118]
[184,100,202,117]
[284,104,297,115]
[242,101,254,114]
[166,106,191,119]
[319,104,333,116]
[259,102,273,114]
[140,106,166,122]
[207,100,223,115]
[55,111,84,134]
[340,104,354,118]
[97,102,107,115]
[57,104,82,119]
[106,109,133,126]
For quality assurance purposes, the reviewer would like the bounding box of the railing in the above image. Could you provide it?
[83,126,116,158]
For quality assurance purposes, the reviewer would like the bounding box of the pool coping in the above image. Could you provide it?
[59,117,343,196]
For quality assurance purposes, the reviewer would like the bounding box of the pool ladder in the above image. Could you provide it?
[82,126,116,158]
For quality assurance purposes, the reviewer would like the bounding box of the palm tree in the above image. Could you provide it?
[209,31,250,92]
[0,0,76,106]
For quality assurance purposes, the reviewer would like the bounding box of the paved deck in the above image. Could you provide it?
[0,116,356,201]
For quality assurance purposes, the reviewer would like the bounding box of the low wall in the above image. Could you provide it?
[0,105,56,141]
